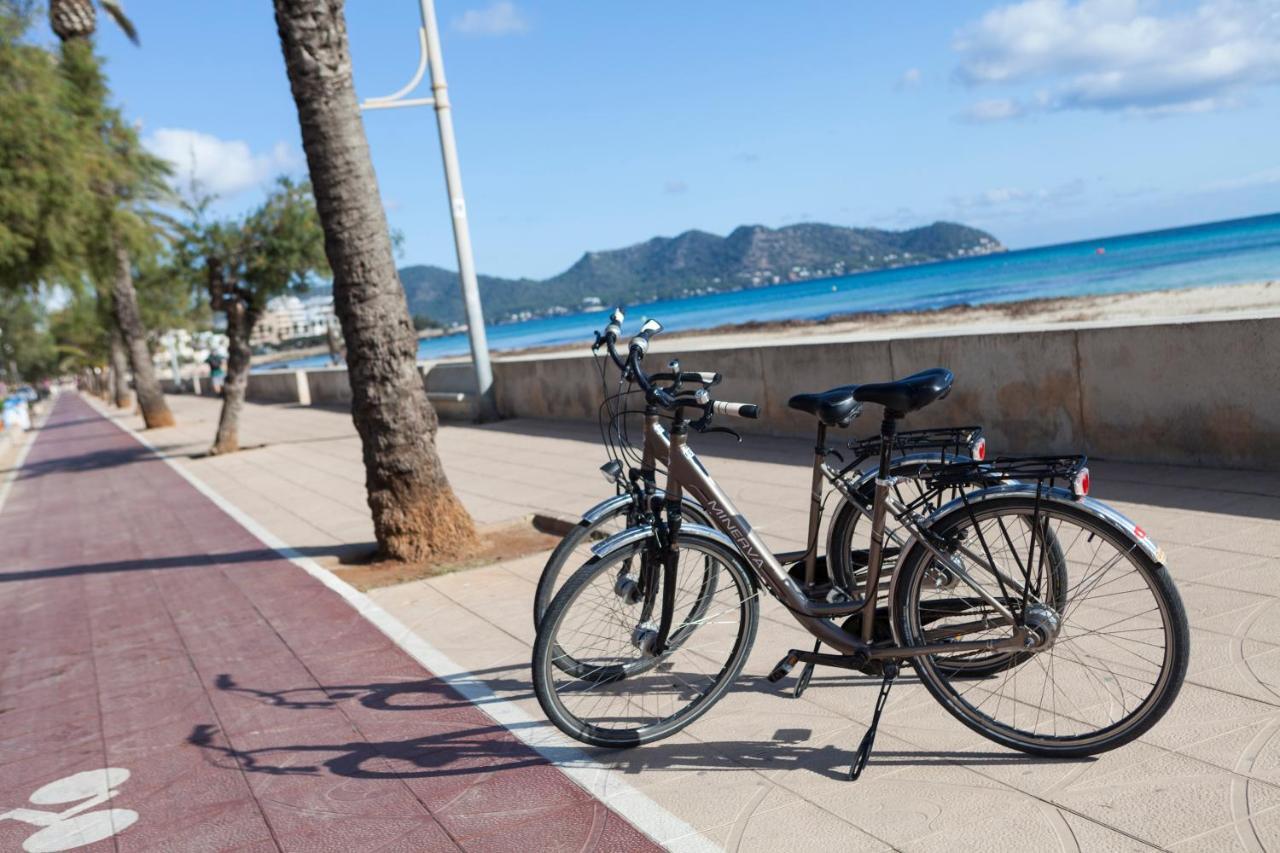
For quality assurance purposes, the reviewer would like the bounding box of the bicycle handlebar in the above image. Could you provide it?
[620,317,760,422]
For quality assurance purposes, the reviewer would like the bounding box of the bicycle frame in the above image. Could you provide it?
[650,416,1032,661]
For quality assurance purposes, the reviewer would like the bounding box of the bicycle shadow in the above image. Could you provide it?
[191,666,1091,783]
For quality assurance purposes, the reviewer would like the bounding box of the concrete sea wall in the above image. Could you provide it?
[238,315,1280,470]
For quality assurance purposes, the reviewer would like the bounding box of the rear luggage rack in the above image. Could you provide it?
[924,455,1087,490]
[845,426,984,469]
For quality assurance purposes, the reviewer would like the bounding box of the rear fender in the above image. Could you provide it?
[887,483,1167,637]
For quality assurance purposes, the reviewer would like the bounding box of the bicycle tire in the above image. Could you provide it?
[893,495,1189,758]
[532,531,758,748]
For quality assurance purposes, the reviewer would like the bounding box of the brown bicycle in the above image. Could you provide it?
[532,319,1190,778]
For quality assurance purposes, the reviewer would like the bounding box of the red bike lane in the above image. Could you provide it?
[0,394,661,852]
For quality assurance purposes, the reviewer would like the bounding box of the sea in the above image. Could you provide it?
[261,212,1280,371]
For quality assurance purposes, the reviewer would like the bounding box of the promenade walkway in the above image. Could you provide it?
[5,391,1280,851]
[0,394,657,852]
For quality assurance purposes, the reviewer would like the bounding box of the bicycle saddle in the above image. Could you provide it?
[853,368,954,416]
[787,385,862,426]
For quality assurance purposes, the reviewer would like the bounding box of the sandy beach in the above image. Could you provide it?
[253,279,1280,368]
[501,279,1280,358]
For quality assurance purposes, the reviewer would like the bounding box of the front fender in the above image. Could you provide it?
[589,524,656,558]
[587,522,743,563]
[581,493,636,526]
[580,489,710,526]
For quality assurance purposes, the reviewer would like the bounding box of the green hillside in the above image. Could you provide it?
[399,221,1003,326]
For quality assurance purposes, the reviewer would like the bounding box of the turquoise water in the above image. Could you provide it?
[265,212,1280,370]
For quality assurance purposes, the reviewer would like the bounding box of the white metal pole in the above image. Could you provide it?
[168,332,182,391]
[417,0,497,421]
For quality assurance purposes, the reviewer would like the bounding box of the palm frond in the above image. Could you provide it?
[99,0,138,44]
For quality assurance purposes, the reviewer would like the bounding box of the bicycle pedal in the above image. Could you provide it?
[767,652,799,683]
[793,662,815,698]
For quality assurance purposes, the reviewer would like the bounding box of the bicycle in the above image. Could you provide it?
[532,318,1190,779]
[533,309,992,660]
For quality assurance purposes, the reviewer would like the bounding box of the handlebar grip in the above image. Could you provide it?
[713,401,760,420]
[651,371,722,387]
[604,307,625,342]
[629,319,664,355]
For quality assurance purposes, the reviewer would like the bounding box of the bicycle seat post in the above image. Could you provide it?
[802,421,827,589]
[858,411,900,642]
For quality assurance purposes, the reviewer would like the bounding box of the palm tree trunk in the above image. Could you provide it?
[112,243,174,428]
[109,324,131,408]
[210,299,257,455]
[273,0,477,562]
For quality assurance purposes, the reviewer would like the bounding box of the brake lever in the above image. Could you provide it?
[701,426,742,442]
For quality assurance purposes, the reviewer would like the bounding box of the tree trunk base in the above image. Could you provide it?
[208,437,239,455]
[113,392,132,409]
[373,486,479,564]
[140,402,176,429]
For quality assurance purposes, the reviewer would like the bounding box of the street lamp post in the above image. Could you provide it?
[359,0,497,421]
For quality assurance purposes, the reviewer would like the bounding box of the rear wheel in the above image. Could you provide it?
[827,459,972,598]
[533,533,758,748]
[894,496,1189,757]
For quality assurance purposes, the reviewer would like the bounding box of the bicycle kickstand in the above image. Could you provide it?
[848,662,899,781]
[793,640,820,698]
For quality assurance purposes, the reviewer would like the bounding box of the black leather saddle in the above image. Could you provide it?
[787,368,954,425]
[854,368,954,416]
[787,384,862,427]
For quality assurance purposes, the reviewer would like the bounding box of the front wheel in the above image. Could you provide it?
[893,496,1189,758]
[533,533,758,748]
[532,493,713,629]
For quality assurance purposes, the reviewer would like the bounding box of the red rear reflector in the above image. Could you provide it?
[971,437,987,461]
[1134,525,1147,539]
[1072,468,1090,498]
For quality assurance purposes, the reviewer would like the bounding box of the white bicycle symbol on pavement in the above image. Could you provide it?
[0,768,138,852]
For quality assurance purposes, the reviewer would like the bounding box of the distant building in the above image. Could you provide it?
[152,329,229,377]
[251,294,339,347]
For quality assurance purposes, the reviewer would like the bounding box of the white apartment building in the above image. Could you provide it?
[251,294,339,347]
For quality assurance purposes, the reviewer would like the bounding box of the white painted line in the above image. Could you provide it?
[0,399,53,518]
[85,394,718,853]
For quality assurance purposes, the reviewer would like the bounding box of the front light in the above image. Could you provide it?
[600,460,623,484]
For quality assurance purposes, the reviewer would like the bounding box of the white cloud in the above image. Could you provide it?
[1204,166,1280,192]
[950,179,1087,216]
[453,2,528,36]
[954,0,1280,117]
[144,128,298,197]
[959,97,1026,122]
[895,67,923,90]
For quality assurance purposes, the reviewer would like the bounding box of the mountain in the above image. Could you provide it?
[398,221,1003,326]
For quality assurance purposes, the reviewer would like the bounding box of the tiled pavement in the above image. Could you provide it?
[0,394,660,852]
[7,391,1280,851]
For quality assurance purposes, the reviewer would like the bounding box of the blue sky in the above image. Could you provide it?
[80,0,1280,278]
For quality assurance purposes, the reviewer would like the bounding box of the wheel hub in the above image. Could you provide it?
[1022,603,1061,649]
[614,572,642,605]
[631,620,659,656]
